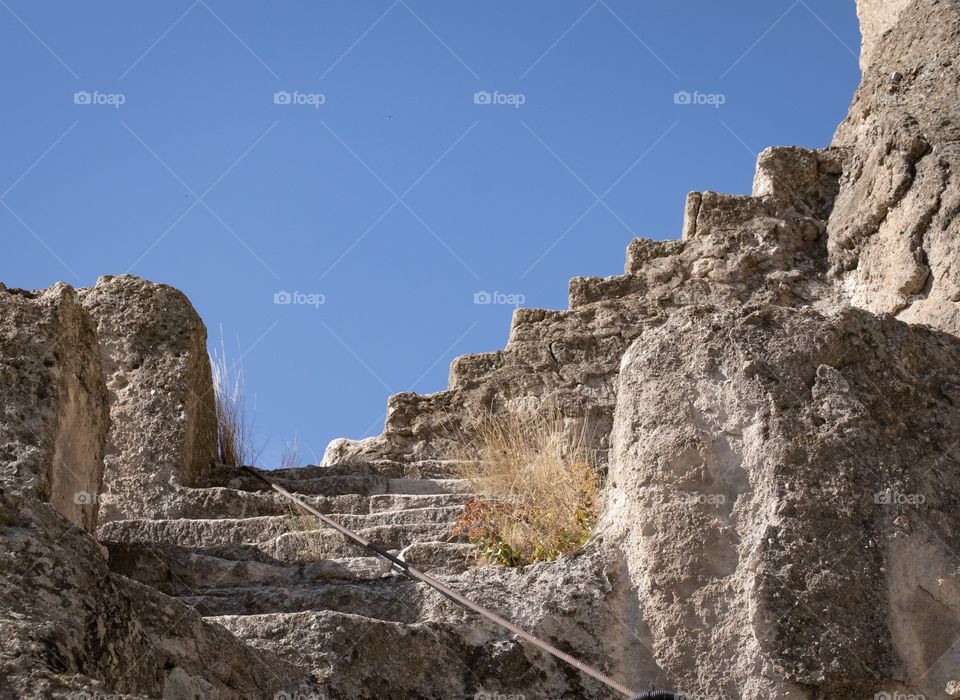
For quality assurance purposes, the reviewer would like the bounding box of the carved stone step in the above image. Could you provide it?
[158,487,372,519]
[507,307,569,344]
[752,145,843,219]
[100,516,460,553]
[368,493,470,513]
[210,610,484,699]
[138,485,473,520]
[447,351,505,391]
[177,576,456,619]
[682,191,780,240]
[568,274,645,309]
[107,542,394,593]
[624,237,685,275]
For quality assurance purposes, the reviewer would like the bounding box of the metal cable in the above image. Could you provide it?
[239,466,649,697]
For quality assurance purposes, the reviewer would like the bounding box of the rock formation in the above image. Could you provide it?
[855,0,914,71]
[829,0,960,334]
[607,306,960,698]
[0,489,305,699]
[0,283,108,532]
[3,0,960,698]
[79,275,219,522]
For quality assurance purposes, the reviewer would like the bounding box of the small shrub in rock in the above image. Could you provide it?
[450,411,600,566]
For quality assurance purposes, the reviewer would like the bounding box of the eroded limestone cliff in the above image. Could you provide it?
[2,1,959,698]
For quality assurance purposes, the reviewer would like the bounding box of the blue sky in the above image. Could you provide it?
[1,1,861,466]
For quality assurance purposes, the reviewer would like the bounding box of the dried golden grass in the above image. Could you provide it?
[450,410,600,566]
[210,337,254,468]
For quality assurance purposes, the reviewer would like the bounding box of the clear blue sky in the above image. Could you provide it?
[1,1,861,466]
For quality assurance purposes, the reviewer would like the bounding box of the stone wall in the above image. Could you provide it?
[80,275,219,521]
[856,0,914,70]
[0,283,109,532]
[0,489,309,698]
[605,306,960,699]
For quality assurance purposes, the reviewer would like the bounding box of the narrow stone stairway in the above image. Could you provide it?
[100,468,476,615]
[92,147,845,698]
[97,463,636,698]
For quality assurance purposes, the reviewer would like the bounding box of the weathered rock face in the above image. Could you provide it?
[5,1,960,698]
[80,275,219,522]
[855,0,914,71]
[309,6,960,693]
[604,306,960,699]
[0,280,319,699]
[0,283,109,532]
[830,0,960,333]
[325,144,845,468]
[327,0,960,472]
[0,489,309,699]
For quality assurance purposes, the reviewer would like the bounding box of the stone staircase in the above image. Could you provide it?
[93,146,847,698]
[100,468,475,605]
[98,465,638,698]
[324,146,845,471]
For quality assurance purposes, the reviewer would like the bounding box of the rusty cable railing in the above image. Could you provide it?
[240,466,678,699]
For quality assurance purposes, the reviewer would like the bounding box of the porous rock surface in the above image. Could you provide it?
[605,306,960,699]
[830,0,960,332]
[0,283,108,532]
[323,143,846,468]
[4,0,960,698]
[99,466,656,699]
[80,275,219,521]
[318,1,960,696]
[0,488,307,699]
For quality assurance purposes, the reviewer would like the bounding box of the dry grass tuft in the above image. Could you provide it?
[279,434,301,469]
[210,337,255,467]
[450,410,600,566]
